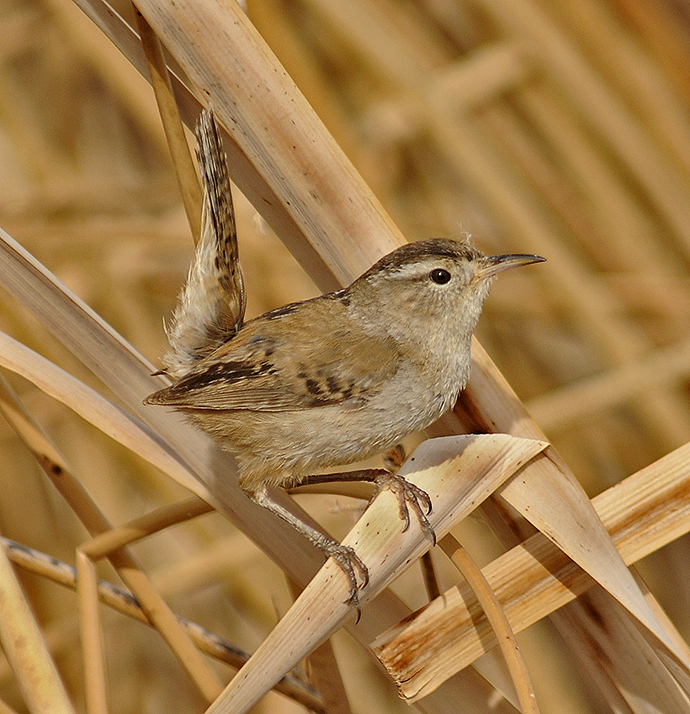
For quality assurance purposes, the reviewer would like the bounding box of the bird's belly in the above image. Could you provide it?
[182,364,463,490]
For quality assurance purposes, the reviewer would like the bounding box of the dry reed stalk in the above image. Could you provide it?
[0,167,497,711]
[131,0,407,284]
[0,538,325,712]
[254,4,690,702]
[134,7,202,244]
[80,498,213,557]
[527,336,690,433]
[47,0,690,692]
[204,434,549,713]
[0,327,206,497]
[609,0,690,109]
[374,434,690,698]
[439,535,539,714]
[142,5,684,652]
[287,579,353,714]
[431,42,532,107]
[0,698,19,714]
[548,584,690,714]
[475,99,690,446]
[0,539,75,714]
[513,83,674,273]
[70,0,348,290]
[0,366,326,710]
[42,0,169,155]
[246,0,362,163]
[0,226,333,592]
[419,552,440,601]
[286,0,690,456]
[0,217,491,713]
[75,549,107,714]
[0,373,224,703]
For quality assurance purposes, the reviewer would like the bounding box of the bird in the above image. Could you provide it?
[146,109,545,612]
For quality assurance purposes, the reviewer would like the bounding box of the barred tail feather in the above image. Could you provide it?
[163,108,246,378]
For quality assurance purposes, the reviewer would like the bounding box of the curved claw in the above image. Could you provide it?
[371,472,436,546]
[324,541,369,622]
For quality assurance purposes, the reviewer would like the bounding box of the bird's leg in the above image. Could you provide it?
[250,484,369,616]
[301,467,436,546]
[383,443,406,470]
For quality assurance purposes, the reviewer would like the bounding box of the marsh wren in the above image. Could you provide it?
[146,110,545,610]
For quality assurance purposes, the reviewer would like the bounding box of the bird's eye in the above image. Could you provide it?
[430,268,451,284]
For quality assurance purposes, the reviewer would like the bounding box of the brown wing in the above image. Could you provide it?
[146,297,400,411]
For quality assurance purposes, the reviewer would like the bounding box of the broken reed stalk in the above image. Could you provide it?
[373,436,690,697]
[202,435,549,714]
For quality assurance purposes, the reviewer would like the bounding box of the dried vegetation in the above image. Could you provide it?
[2,0,690,712]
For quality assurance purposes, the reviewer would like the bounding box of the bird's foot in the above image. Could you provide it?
[319,540,369,619]
[370,471,436,545]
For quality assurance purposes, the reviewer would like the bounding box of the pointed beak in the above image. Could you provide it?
[478,253,546,279]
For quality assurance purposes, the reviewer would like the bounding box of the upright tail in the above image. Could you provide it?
[162,107,246,379]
